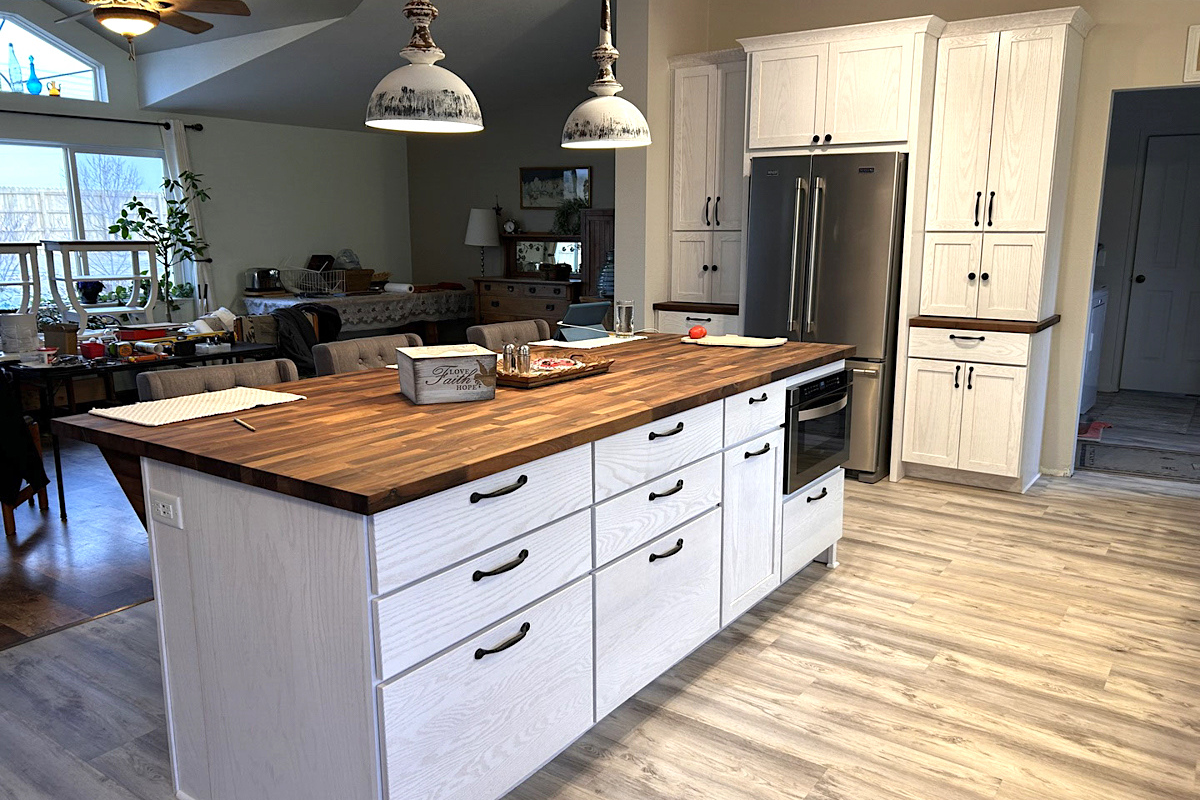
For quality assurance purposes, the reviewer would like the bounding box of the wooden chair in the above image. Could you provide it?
[4,419,50,538]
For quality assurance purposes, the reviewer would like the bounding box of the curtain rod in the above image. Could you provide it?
[0,108,204,131]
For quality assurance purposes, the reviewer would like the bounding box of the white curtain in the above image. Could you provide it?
[160,119,213,314]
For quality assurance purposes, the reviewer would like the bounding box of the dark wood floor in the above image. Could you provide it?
[0,471,1196,799]
[1,438,152,650]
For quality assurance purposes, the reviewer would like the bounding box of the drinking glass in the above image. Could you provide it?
[614,300,635,337]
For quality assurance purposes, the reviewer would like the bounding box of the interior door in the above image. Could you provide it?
[672,66,718,231]
[901,358,964,469]
[747,44,827,149]
[1120,135,1200,393]
[957,363,1027,477]
[824,34,912,145]
[721,429,783,624]
[985,26,1065,232]
[977,233,1044,321]
[714,62,747,231]
[925,33,1000,232]
[670,232,711,303]
[711,232,742,305]
[920,233,982,317]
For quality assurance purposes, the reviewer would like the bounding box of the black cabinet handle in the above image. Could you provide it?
[949,335,986,342]
[649,538,684,562]
[967,366,974,390]
[824,133,832,143]
[490,300,499,307]
[715,196,722,227]
[545,304,556,311]
[528,287,536,294]
[749,393,768,404]
[648,422,684,440]
[954,365,961,389]
[812,134,820,144]
[482,283,491,291]
[744,442,771,459]
[685,316,712,322]
[507,285,515,292]
[806,487,828,503]
[980,272,989,281]
[474,622,530,660]
[1135,274,1146,283]
[469,474,528,503]
[987,191,995,226]
[472,549,529,581]
[648,479,684,501]
[702,264,710,272]
[974,191,982,226]
[968,272,977,281]
[704,196,711,226]
[554,288,562,295]
[712,264,720,272]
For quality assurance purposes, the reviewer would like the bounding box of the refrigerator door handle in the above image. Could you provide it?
[804,177,825,335]
[786,177,809,333]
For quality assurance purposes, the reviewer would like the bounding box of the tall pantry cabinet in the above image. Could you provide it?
[902,8,1092,492]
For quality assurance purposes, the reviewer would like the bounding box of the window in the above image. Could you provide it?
[0,141,167,310]
[1,14,105,101]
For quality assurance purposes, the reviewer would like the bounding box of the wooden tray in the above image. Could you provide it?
[496,354,614,389]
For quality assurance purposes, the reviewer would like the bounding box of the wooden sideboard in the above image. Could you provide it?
[473,277,583,327]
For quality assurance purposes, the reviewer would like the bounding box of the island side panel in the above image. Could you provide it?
[143,460,380,800]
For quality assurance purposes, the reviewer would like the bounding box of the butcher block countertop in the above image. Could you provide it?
[53,335,853,515]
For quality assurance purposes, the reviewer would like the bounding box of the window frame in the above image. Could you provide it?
[0,12,108,102]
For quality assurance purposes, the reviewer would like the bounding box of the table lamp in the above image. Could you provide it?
[464,208,500,276]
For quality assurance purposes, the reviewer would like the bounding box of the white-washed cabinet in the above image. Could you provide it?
[921,232,1046,321]
[824,34,914,145]
[721,429,783,625]
[901,357,964,469]
[655,309,737,336]
[747,43,827,149]
[669,231,743,306]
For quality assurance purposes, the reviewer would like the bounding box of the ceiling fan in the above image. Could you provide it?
[55,0,251,39]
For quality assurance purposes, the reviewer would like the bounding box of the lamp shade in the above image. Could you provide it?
[464,209,499,247]
[94,6,160,37]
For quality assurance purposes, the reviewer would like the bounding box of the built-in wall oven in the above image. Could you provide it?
[784,370,852,494]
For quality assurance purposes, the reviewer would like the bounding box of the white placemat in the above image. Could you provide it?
[89,386,306,427]
[528,335,647,349]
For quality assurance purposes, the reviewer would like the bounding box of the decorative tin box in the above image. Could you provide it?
[396,344,497,404]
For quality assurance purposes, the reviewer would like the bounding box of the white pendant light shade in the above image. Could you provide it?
[366,0,483,134]
[562,0,651,149]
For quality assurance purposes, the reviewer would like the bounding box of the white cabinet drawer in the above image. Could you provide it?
[724,378,786,445]
[594,509,721,719]
[594,454,721,566]
[594,402,723,501]
[907,327,1029,367]
[781,468,843,580]
[656,309,736,335]
[371,445,592,594]
[373,511,591,680]
[378,580,593,800]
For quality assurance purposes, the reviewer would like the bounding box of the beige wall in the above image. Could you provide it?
[692,0,1200,475]
[406,96,615,287]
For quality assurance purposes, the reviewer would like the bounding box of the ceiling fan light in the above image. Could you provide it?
[94,6,160,37]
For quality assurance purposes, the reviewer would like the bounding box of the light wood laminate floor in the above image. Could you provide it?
[0,472,1197,800]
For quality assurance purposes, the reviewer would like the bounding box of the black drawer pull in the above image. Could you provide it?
[648,479,684,501]
[954,365,961,388]
[973,191,982,226]
[987,191,995,226]
[749,393,768,404]
[490,300,500,307]
[649,538,684,562]
[472,549,529,581]
[949,335,985,342]
[714,196,722,226]
[745,442,771,459]
[704,196,711,226]
[967,365,975,390]
[469,474,528,503]
[545,304,555,311]
[648,422,684,440]
[685,316,712,322]
[554,288,562,295]
[806,487,828,503]
[474,622,530,660]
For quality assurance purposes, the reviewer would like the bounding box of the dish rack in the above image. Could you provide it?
[279,269,346,296]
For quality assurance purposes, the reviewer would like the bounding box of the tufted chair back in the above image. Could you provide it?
[312,333,424,376]
[136,359,299,401]
[465,320,552,351]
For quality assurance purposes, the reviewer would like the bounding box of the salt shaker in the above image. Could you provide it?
[517,345,531,374]
[502,343,516,373]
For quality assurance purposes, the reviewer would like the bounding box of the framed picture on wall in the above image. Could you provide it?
[1187,25,1200,83]
[519,167,592,209]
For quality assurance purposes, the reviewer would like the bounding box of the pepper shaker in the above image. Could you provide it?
[517,344,531,374]
[502,343,516,373]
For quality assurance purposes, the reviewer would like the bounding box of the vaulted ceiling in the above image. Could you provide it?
[39,0,604,130]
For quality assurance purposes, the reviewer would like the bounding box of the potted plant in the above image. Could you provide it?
[75,280,104,304]
[109,171,210,322]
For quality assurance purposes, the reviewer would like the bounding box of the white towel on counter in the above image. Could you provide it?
[383,283,414,295]
[88,386,306,427]
[528,335,646,349]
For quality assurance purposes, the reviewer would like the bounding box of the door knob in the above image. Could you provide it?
[702,264,710,272]
[812,134,820,144]
[824,133,832,143]
[980,272,989,281]
[1135,274,1146,283]
[968,272,977,281]
[711,264,719,272]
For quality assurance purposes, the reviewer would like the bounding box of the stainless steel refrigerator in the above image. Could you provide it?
[744,152,907,483]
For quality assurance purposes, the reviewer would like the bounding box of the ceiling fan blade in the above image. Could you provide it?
[173,0,250,15]
[159,10,214,33]
[54,8,95,24]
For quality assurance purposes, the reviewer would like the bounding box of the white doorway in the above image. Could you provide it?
[1119,134,1200,393]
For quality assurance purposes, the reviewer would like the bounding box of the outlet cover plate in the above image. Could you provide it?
[149,489,184,530]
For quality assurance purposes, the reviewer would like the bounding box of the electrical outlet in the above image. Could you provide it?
[149,489,184,530]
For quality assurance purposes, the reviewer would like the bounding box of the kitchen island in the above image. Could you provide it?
[55,335,853,800]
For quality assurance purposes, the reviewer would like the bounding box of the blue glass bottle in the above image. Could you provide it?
[7,43,24,93]
[26,56,41,95]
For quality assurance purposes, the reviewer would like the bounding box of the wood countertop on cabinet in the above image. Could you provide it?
[53,335,853,515]
[908,314,1061,334]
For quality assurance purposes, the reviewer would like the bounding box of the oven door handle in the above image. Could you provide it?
[792,393,848,423]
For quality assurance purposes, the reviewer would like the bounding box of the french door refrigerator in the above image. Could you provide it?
[744,152,907,483]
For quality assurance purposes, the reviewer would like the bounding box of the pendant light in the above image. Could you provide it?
[561,0,651,149]
[366,0,483,134]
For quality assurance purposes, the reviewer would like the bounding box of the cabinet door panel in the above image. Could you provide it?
[901,358,964,469]
[926,33,1000,232]
[825,34,912,145]
[672,66,718,231]
[711,232,742,305]
[986,27,1065,232]
[957,363,1027,476]
[978,233,1044,321]
[721,429,784,624]
[748,44,827,149]
[919,233,982,317]
[671,232,712,303]
[715,63,747,231]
